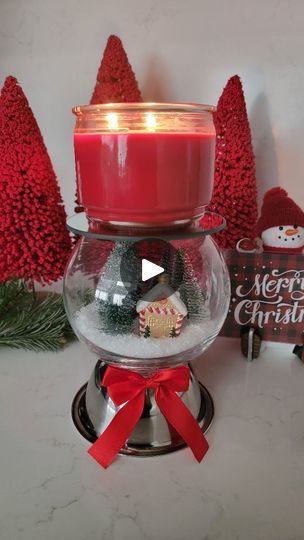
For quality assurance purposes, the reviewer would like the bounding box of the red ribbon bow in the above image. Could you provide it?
[88,365,209,468]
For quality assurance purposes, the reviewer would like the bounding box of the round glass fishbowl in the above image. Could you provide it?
[64,219,230,374]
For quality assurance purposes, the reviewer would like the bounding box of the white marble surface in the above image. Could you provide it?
[0,337,304,540]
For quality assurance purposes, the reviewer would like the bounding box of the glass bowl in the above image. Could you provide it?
[64,217,230,374]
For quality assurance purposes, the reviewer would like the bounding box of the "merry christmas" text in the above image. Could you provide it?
[233,269,304,327]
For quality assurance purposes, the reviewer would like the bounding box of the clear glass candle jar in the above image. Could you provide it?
[73,103,216,228]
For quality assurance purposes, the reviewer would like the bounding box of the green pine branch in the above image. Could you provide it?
[0,280,74,352]
[0,279,33,314]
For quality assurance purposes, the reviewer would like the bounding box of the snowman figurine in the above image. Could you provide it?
[256,187,304,253]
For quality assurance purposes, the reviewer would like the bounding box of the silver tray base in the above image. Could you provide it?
[71,361,214,457]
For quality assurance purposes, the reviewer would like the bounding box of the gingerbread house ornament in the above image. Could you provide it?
[136,274,188,338]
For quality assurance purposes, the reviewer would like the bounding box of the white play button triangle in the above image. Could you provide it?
[141,259,164,282]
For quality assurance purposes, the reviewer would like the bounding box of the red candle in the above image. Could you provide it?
[73,104,216,227]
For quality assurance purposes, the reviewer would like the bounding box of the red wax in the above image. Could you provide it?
[74,132,215,224]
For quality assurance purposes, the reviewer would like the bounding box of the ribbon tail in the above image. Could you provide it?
[156,387,209,462]
[88,391,145,468]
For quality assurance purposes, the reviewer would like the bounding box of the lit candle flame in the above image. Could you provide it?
[145,112,157,131]
[106,112,119,130]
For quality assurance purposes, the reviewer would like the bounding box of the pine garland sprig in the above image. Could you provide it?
[0,279,33,315]
[0,283,73,352]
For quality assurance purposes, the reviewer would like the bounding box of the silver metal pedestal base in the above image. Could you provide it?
[71,360,214,457]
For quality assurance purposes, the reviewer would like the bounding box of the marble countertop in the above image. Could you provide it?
[0,337,303,540]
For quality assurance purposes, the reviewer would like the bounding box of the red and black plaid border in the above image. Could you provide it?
[221,249,304,344]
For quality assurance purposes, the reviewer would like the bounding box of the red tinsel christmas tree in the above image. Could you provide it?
[0,76,71,284]
[91,34,142,104]
[209,75,258,248]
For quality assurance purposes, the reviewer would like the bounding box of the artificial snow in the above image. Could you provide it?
[75,302,219,358]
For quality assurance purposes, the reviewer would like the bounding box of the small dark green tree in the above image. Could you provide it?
[161,244,173,275]
[169,327,177,337]
[178,251,209,322]
[96,241,141,334]
[143,325,151,338]
[98,295,139,335]
[171,248,185,289]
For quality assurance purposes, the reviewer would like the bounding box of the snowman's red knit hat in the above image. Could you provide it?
[256,187,304,236]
